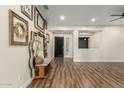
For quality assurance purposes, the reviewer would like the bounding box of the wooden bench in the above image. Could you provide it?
[34,61,52,79]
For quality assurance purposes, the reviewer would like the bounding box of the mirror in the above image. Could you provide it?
[28,31,45,77]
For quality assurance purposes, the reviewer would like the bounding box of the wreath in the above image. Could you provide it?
[14,22,27,39]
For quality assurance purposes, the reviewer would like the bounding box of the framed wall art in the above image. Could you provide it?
[9,10,28,46]
[44,19,48,30]
[44,37,48,58]
[34,7,45,33]
[21,5,33,20]
[46,33,50,43]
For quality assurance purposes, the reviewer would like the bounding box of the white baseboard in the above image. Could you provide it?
[20,77,34,88]
[74,59,124,62]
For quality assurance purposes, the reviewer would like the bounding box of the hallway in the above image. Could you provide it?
[28,58,124,88]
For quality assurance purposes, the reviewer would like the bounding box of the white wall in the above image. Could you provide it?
[0,5,32,88]
[49,26,124,62]
[0,5,52,88]
[89,32,102,49]
[53,33,73,58]
[73,26,124,62]
[100,26,124,61]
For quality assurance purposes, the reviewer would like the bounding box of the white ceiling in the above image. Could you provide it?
[38,5,124,26]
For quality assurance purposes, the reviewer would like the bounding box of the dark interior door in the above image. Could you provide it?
[55,37,64,57]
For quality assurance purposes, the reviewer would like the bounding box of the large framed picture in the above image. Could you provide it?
[34,7,45,33]
[9,10,28,46]
[21,5,33,20]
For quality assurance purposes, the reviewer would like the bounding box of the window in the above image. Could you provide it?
[78,37,89,48]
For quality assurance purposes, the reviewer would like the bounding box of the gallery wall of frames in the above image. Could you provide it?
[0,5,53,87]
[8,5,50,78]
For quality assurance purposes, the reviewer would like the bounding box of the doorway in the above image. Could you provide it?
[55,37,64,57]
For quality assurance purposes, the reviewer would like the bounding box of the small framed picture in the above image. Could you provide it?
[44,19,48,30]
[9,10,28,46]
[46,33,50,43]
[34,7,45,33]
[21,5,33,20]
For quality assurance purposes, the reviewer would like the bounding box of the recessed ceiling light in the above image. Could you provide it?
[60,15,65,20]
[91,18,96,22]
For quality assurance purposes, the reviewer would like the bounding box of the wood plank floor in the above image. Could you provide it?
[28,58,124,88]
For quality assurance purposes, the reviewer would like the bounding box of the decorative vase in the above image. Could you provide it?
[35,56,44,65]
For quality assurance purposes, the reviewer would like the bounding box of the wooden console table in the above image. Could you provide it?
[34,62,51,79]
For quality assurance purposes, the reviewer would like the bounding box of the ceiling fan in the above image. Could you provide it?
[110,12,124,22]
